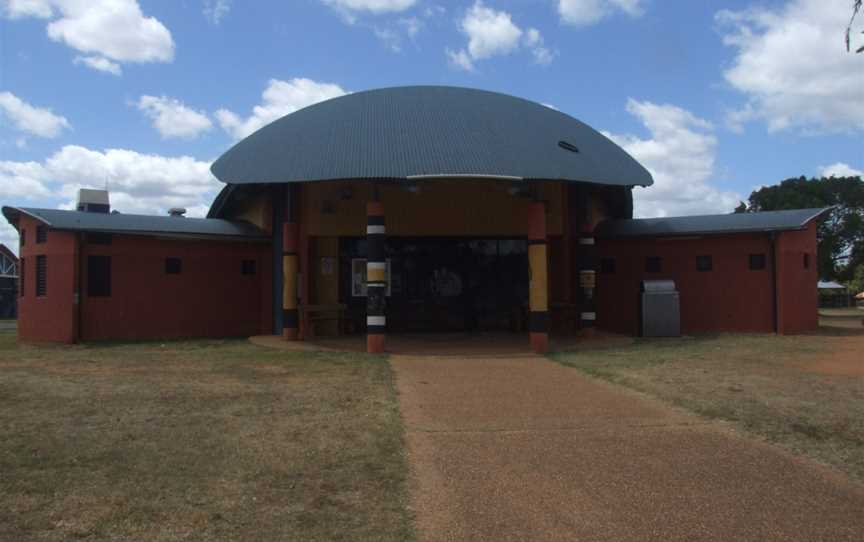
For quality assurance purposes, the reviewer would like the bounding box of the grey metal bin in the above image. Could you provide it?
[641,280,681,337]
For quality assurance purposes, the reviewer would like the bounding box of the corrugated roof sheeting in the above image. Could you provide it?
[210,86,653,188]
[596,208,829,238]
[2,207,267,239]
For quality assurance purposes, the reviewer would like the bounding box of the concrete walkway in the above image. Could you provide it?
[392,353,864,541]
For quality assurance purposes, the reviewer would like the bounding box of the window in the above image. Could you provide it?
[165,257,182,274]
[803,253,810,270]
[87,233,113,245]
[241,259,257,276]
[36,225,47,244]
[19,258,24,298]
[87,256,111,297]
[749,254,766,271]
[20,229,25,247]
[696,255,713,272]
[600,257,616,274]
[645,256,662,273]
[35,255,47,297]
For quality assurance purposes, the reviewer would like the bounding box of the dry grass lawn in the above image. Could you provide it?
[552,323,864,483]
[0,332,414,541]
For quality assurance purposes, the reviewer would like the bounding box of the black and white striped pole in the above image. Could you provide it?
[366,199,386,353]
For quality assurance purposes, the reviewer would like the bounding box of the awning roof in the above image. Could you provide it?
[596,208,829,238]
[2,207,268,240]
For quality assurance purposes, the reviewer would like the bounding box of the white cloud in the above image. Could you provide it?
[3,0,53,18]
[0,160,52,198]
[203,0,230,24]
[216,78,348,140]
[3,1,174,72]
[604,99,741,218]
[73,55,121,75]
[447,2,553,70]
[137,95,213,140]
[0,91,70,138]
[558,0,644,26]
[525,27,555,65]
[0,222,20,254]
[322,0,416,15]
[1,145,220,217]
[819,162,863,178]
[717,0,864,133]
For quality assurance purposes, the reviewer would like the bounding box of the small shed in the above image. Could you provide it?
[818,281,850,308]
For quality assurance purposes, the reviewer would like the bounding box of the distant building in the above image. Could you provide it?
[0,244,18,319]
[1,86,828,350]
[818,280,850,308]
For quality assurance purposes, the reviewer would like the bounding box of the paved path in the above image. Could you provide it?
[391,353,864,541]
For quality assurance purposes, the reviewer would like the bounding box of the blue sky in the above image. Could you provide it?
[1,0,862,251]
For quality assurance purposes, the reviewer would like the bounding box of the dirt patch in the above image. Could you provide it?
[789,336,864,376]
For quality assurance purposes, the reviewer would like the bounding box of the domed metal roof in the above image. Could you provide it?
[210,86,653,187]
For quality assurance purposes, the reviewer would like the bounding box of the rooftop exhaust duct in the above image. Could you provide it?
[76,189,110,214]
[168,207,187,217]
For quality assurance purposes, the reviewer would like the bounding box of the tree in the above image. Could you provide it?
[848,0,863,53]
[736,176,864,281]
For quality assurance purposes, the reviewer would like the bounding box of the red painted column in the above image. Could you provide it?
[528,202,549,354]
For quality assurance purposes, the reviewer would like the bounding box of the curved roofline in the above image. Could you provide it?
[210,85,653,188]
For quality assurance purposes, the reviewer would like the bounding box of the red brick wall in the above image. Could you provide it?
[776,223,819,334]
[596,233,777,336]
[80,234,273,341]
[17,216,78,343]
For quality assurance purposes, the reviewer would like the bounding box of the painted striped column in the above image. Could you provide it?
[528,202,549,354]
[366,201,387,353]
[282,222,299,341]
[577,211,597,334]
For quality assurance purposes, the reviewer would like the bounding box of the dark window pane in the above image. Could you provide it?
[165,257,182,274]
[36,225,47,244]
[36,255,47,297]
[696,255,713,272]
[600,258,616,274]
[20,229,25,247]
[645,256,662,273]
[19,258,24,298]
[749,254,766,271]
[241,259,256,275]
[87,256,111,297]
[803,253,810,269]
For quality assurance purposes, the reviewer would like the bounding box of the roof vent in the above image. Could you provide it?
[76,188,110,214]
[558,140,579,153]
[168,207,187,217]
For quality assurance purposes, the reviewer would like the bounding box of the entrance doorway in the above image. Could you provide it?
[340,238,528,333]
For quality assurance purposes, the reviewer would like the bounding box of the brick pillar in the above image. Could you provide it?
[366,201,386,353]
[528,201,549,354]
[282,222,299,340]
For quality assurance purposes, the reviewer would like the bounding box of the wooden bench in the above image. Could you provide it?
[300,304,350,337]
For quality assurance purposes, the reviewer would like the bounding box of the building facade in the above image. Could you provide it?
[2,86,824,351]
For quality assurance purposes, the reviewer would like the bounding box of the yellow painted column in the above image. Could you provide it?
[528,201,549,354]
